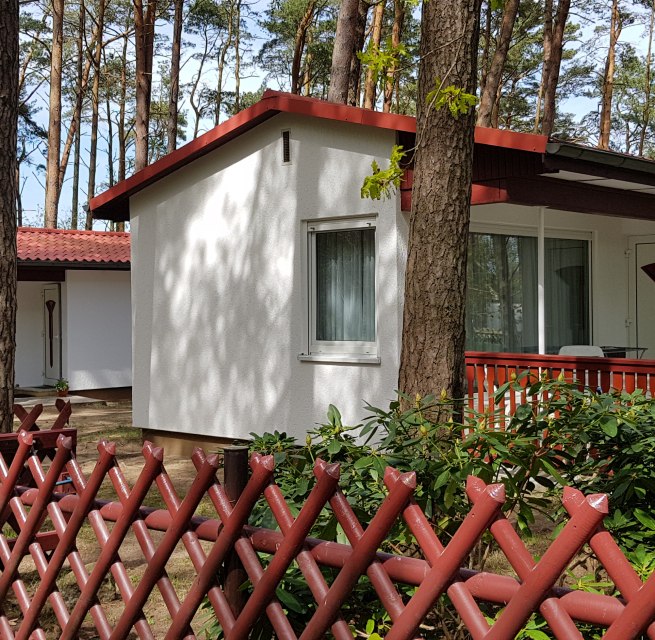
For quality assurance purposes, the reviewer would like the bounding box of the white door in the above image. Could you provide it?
[634,240,655,357]
[43,284,62,385]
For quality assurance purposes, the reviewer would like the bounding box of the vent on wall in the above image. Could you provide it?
[282,130,291,164]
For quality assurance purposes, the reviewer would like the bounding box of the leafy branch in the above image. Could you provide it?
[360,144,406,201]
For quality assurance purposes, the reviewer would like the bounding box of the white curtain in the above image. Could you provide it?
[316,229,375,341]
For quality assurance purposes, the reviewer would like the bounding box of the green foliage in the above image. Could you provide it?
[360,144,406,201]
[203,378,655,638]
[426,78,478,118]
[357,37,408,86]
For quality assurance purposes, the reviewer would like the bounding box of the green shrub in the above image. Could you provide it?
[204,377,655,639]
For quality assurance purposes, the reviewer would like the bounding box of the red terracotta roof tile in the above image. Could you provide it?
[17,227,130,266]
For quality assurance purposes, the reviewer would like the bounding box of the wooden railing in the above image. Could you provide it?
[465,351,655,417]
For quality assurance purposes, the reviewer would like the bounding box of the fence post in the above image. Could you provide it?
[222,444,249,616]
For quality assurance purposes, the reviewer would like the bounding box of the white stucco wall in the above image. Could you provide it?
[470,203,655,349]
[130,111,655,441]
[65,270,132,389]
[131,114,404,441]
[15,281,45,387]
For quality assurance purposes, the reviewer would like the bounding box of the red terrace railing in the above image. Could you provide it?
[465,351,655,417]
[3,438,655,638]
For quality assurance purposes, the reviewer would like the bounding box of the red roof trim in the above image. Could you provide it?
[90,90,549,220]
[474,126,548,153]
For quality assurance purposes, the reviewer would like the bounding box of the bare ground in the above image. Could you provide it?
[10,400,220,639]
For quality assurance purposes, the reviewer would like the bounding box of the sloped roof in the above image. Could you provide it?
[90,90,547,222]
[17,227,130,266]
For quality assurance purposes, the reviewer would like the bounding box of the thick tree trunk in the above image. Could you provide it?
[167,0,183,153]
[476,0,519,127]
[363,0,385,109]
[134,0,157,172]
[383,0,404,112]
[398,0,481,402]
[44,0,64,228]
[0,0,18,432]
[541,0,570,136]
[599,0,621,150]
[328,0,360,103]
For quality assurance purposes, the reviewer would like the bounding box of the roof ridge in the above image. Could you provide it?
[18,227,130,237]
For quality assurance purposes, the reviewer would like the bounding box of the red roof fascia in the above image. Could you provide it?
[90,90,548,220]
[17,227,130,265]
[474,126,547,153]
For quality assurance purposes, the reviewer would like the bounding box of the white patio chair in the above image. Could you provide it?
[558,345,605,357]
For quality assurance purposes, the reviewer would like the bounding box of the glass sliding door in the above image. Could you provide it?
[545,238,590,353]
[466,231,590,354]
[466,233,538,353]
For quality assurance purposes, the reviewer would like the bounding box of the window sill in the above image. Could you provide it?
[297,354,381,365]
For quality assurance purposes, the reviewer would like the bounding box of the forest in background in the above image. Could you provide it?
[14,0,655,230]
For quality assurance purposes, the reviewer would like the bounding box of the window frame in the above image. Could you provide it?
[300,215,380,363]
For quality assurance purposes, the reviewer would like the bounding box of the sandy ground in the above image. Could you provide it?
[9,400,221,639]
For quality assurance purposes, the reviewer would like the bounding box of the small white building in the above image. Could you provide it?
[91,91,655,445]
[16,227,132,392]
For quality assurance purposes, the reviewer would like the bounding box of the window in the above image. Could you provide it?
[466,231,590,354]
[303,217,378,361]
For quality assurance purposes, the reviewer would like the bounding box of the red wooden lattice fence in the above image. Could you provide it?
[2,434,655,638]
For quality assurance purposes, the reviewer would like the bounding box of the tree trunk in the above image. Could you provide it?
[134,0,157,172]
[363,0,385,109]
[86,0,106,230]
[44,0,64,228]
[478,0,492,98]
[118,26,128,183]
[105,57,114,188]
[71,0,85,230]
[58,0,95,199]
[541,0,571,136]
[533,0,553,133]
[639,0,654,156]
[234,0,241,111]
[383,0,404,112]
[16,165,22,227]
[0,0,18,432]
[328,0,360,103]
[167,0,183,153]
[347,0,369,106]
[599,0,621,149]
[291,0,316,94]
[398,0,481,403]
[215,2,234,125]
[477,0,519,127]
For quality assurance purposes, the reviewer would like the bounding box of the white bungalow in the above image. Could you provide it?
[16,227,132,393]
[91,91,655,446]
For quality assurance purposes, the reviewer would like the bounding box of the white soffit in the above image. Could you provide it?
[549,170,655,192]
